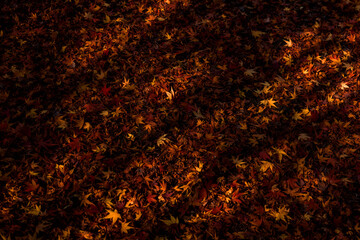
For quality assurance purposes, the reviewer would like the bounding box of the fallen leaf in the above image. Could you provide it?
[103,209,121,225]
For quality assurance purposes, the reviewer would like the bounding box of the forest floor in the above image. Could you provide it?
[0,0,360,239]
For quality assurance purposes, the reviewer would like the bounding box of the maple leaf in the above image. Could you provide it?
[69,138,81,152]
[100,111,109,117]
[292,112,303,121]
[25,179,39,192]
[340,82,349,90]
[343,63,353,71]
[289,89,297,99]
[260,161,274,172]
[238,122,247,130]
[26,108,38,118]
[232,156,247,169]
[244,68,257,77]
[144,124,152,132]
[261,98,277,109]
[147,194,157,203]
[121,221,133,234]
[195,161,204,172]
[135,115,144,125]
[251,30,265,38]
[272,147,290,162]
[347,33,356,42]
[96,70,107,80]
[269,206,291,222]
[164,32,172,40]
[193,108,205,119]
[103,14,111,23]
[103,209,121,225]
[84,12,93,20]
[76,117,84,129]
[55,116,67,129]
[157,134,170,146]
[83,122,91,131]
[27,205,42,216]
[80,193,94,206]
[165,87,175,100]
[161,215,179,226]
[284,38,293,47]
[101,85,111,96]
[267,98,277,108]
[329,55,341,65]
[217,64,227,70]
[298,133,311,141]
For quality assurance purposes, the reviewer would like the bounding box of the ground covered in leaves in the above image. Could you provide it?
[1,0,360,239]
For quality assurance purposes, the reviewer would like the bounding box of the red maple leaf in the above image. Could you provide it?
[69,138,81,152]
[211,206,222,214]
[147,194,157,203]
[259,151,270,160]
[101,85,111,96]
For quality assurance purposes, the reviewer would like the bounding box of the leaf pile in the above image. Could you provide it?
[1,0,360,239]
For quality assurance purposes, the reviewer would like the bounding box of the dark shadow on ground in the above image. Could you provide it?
[1,0,360,239]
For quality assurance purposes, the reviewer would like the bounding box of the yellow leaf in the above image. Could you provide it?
[96,70,107,80]
[272,147,290,162]
[217,64,227,70]
[84,12,94,20]
[340,82,349,90]
[301,108,310,116]
[164,32,171,40]
[284,38,293,47]
[127,133,135,141]
[161,215,179,226]
[112,107,122,117]
[104,197,114,208]
[145,124,152,132]
[267,98,277,108]
[78,83,90,92]
[165,87,175,100]
[121,221,133,234]
[239,122,247,130]
[135,209,142,220]
[76,118,84,129]
[103,209,121,225]
[93,5,101,11]
[290,90,297,99]
[80,193,94,206]
[195,161,203,172]
[261,98,277,109]
[28,205,42,216]
[262,85,272,94]
[26,108,38,118]
[193,109,205,119]
[55,116,67,129]
[232,156,247,169]
[0,233,11,240]
[355,223,360,233]
[251,30,265,38]
[244,68,257,77]
[269,206,291,222]
[157,134,170,146]
[103,14,111,23]
[292,112,302,121]
[260,161,274,172]
[135,115,144,125]
[83,122,91,131]
[298,133,311,141]
[100,111,109,117]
